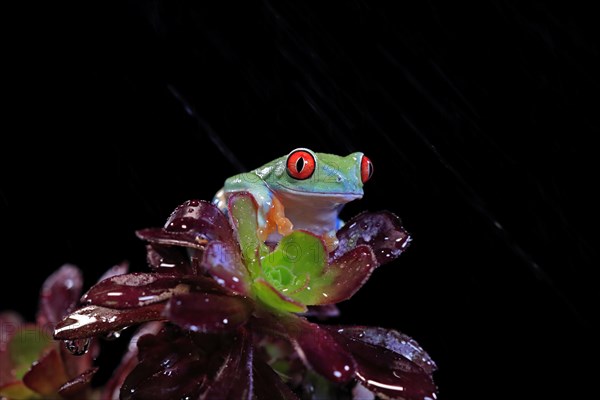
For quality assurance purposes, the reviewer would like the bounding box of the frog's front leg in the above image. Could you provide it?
[242,186,293,242]
[259,195,293,242]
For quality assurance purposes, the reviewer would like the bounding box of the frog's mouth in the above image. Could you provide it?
[277,185,363,201]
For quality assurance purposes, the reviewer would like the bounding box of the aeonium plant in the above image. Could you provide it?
[47,192,437,400]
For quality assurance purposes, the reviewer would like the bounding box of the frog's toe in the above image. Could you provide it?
[276,216,294,236]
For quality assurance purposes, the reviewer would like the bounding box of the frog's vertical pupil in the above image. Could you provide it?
[286,148,316,180]
[296,157,305,172]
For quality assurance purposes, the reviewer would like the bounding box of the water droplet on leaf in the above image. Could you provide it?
[64,338,91,356]
[166,217,196,232]
[103,329,124,341]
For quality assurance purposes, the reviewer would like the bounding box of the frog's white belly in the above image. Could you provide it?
[276,190,361,236]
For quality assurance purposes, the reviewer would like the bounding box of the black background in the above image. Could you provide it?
[2,1,597,399]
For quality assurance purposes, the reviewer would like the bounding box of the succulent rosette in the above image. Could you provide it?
[52,193,437,399]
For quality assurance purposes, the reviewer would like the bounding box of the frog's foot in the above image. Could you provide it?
[257,196,293,242]
[322,231,339,253]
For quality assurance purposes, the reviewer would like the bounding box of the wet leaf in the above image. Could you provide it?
[262,231,327,281]
[302,304,340,320]
[121,359,207,400]
[259,231,328,306]
[199,329,253,400]
[120,326,227,400]
[333,211,411,265]
[54,304,166,340]
[253,359,300,400]
[228,192,269,275]
[337,326,437,376]
[101,323,163,400]
[284,316,355,383]
[295,245,377,305]
[165,292,252,333]
[252,278,307,313]
[201,240,250,295]
[81,273,225,309]
[333,328,437,400]
[145,244,195,275]
[136,199,234,250]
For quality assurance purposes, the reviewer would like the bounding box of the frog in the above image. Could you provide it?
[213,148,373,250]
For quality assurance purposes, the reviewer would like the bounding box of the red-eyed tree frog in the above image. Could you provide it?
[213,148,373,250]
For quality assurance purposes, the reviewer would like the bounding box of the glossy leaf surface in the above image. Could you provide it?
[165,292,252,333]
[333,211,411,265]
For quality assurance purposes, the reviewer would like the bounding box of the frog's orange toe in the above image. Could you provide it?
[276,217,294,236]
[258,196,293,241]
[268,196,294,237]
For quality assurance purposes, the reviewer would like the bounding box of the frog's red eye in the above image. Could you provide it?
[286,149,316,180]
[361,155,373,183]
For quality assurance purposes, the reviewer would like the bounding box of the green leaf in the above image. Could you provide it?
[289,273,335,305]
[0,381,42,399]
[261,231,327,279]
[228,193,269,277]
[8,326,54,379]
[253,231,330,307]
[295,245,376,305]
[252,279,307,313]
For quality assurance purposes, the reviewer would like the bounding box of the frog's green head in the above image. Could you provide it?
[257,148,373,201]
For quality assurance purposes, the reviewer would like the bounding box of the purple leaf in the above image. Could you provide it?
[101,322,163,400]
[333,211,411,266]
[302,304,340,320]
[145,244,196,275]
[336,326,437,376]
[81,273,226,309]
[102,353,137,400]
[281,316,355,383]
[201,240,250,295]
[199,328,253,400]
[97,262,129,282]
[54,304,166,340]
[253,359,300,400]
[165,292,252,333]
[22,347,68,395]
[136,199,235,250]
[307,245,377,305]
[37,264,83,327]
[122,359,207,400]
[120,326,228,400]
[332,328,437,400]
[58,367,98,399]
